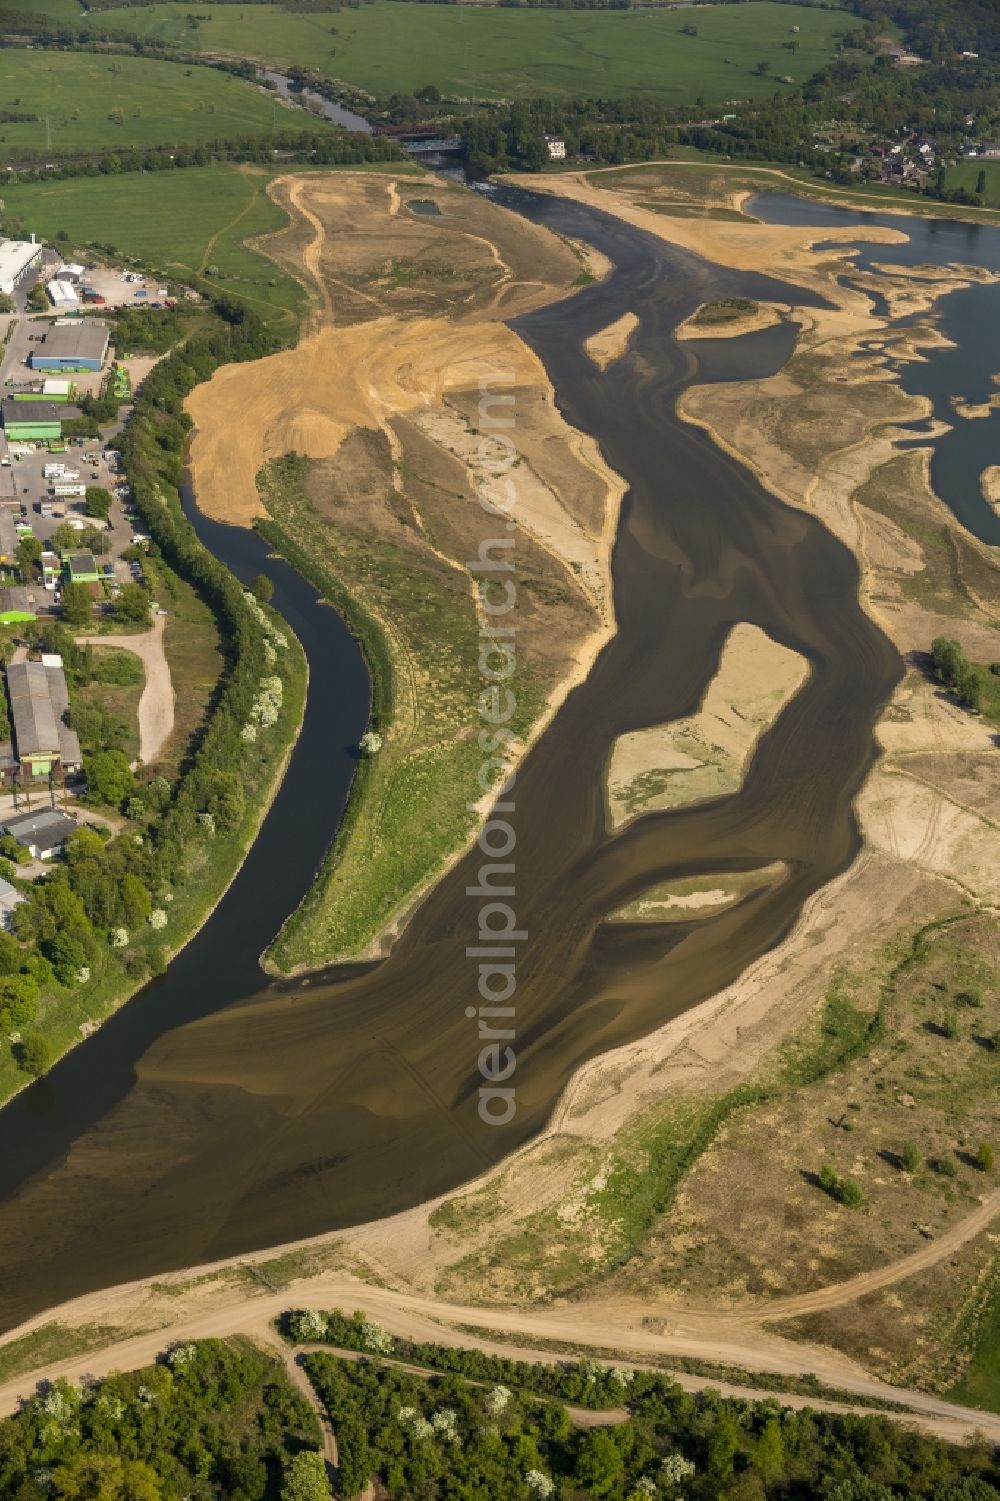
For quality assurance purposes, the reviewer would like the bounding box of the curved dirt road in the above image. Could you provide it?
[751,1189,1000,1322]
[77,613,174,766]
[1,1269,997,1446]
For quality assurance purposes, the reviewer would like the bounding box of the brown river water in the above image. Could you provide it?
[0,189,901,1331]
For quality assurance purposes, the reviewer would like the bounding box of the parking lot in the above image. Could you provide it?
[0,440,146,608]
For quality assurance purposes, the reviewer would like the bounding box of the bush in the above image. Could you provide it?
[976,1143,994,1174]
[900,1142,922,1173]
[85,749,135,807]
[84,486,113,520]
[817,1164,864,1208]
[14,1032,50,1077]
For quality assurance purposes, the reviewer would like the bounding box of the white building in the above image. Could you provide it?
[544,135,567,161]
[46,279,78,307]
[0,239,42,297]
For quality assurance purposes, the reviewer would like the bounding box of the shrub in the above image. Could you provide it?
[14,1032,50,1077]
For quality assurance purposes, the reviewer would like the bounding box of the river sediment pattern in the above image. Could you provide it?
[0,189,901,1331]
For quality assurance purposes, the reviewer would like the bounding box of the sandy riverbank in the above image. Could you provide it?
[294,167,1000,1317]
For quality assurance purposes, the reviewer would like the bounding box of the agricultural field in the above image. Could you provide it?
[0,163,308,335]
[0,50,304,156]
[81,0,858,102]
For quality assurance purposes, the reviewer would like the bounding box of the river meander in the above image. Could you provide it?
[0,187,994,1331]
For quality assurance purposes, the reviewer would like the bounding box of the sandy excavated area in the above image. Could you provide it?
[188,171,617,552]
[606,623,808,827]
[584,311,639,369]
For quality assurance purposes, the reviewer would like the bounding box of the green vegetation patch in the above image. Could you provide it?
[0,49,303,154]
[296,1336,1000,1499]
[259,451,544,969]
[84,1,856,102]
[0,1338,320,1497]
[692,298,758,325]
[0,164,307,336]
[0,1323,123,1385]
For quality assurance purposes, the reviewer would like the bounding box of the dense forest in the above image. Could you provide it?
[2,1330,998,1500]
[296,1324,1000,1501]
[0,1340,321,1499]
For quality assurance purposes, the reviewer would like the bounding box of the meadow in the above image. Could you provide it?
[0,163,308,334]
[0,50,308,156]
[82,0,857,102]
[944,158,1000,207]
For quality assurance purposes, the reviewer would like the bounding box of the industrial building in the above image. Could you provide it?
[29,319,109,373]
[64,552,101,585]
[0,808,78,860]
[5,656,82,779]
[0,586,37,624]
[0,238,42,297]
[1,398,81,442]
[46,279,79,308]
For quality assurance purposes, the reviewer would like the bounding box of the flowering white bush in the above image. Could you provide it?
[248,675,283,730]
[197,811,216,837]
[397,1406,433,1441]
[289,1309,328,1342]
[525,1470,555,1499]
[660,1453,696,1487]
[241,723,258,744]
[110,928,129,948]
[95,1393,124,1422]
[41,1385,78,1423]
[263,640,277,665]
[126,797,145,820]
[359,730,383,755]
[485,1384,511,1416]
[136,1384,155,1406]
[580,1359,602,1385]
[167,1342,197,1369]
[75,966,90,985]
[148,908,167,930]
[628,1479,657,1500]
[431,1408,460,1445]
[611,1366,635,1389]
[360,1317,393,1354]
[242,591,288,650]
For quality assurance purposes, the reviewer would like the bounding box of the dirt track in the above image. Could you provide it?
[1,1260,998,1444]
[77,614,174,766]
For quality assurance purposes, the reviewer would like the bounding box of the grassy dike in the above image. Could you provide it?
[256,453,511,972]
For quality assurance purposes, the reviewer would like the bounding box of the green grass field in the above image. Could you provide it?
[943,159,1000,208]
[0,50,310,156]
[0,163,307,333]
[82,1,856,102]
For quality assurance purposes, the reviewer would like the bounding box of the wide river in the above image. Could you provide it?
[0,186,993,1331]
